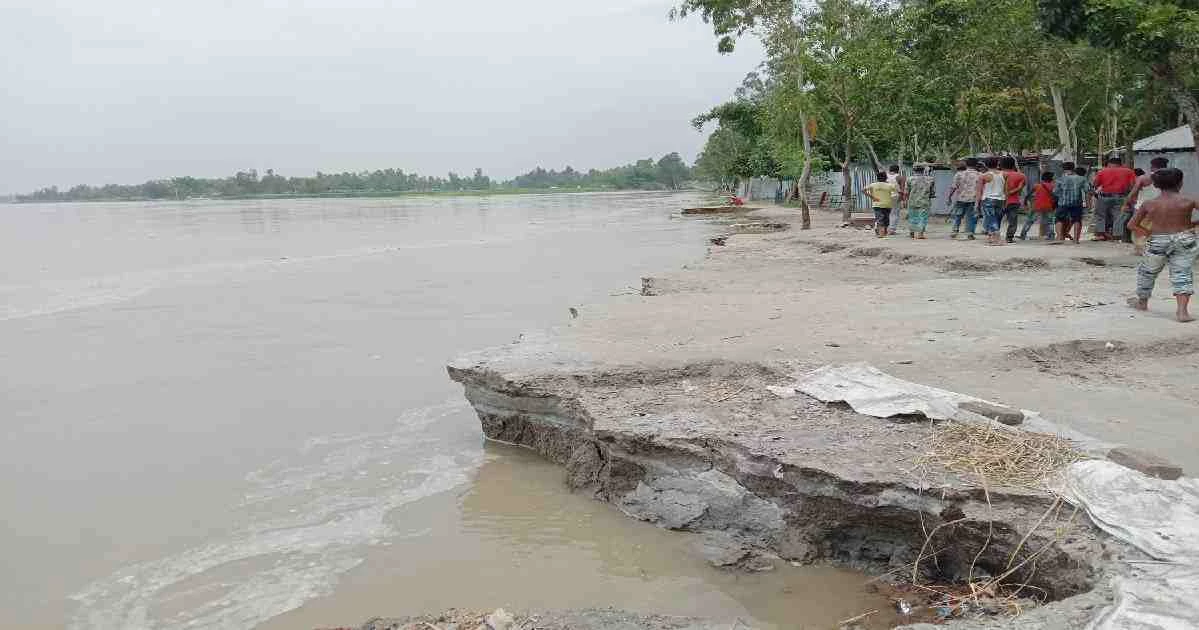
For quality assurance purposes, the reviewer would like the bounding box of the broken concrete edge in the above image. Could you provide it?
[444,357,1146,629]
[956,401,1024,426]
[725,222,790,233]
[1107,446,1184,481]
[789,235,1059,272]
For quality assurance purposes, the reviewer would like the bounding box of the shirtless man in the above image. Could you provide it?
[1121,157,1168,254]
[1128,168,1199,322]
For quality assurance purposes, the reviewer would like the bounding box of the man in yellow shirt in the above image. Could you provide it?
[864,171,898,238]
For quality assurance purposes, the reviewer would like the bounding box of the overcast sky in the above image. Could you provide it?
[0,1,762,194]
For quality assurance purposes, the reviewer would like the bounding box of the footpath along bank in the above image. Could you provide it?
[366,206,1199,629]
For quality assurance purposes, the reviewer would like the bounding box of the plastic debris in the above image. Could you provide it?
[485,608,514,630]
[894,599,912,615]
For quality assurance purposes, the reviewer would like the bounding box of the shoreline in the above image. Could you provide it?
[6,187,706,205]
[382,205,1188,628]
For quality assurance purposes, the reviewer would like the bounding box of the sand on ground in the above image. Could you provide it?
[495,206,1196,474]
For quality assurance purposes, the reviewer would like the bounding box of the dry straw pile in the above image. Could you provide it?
[918,421,1088,488]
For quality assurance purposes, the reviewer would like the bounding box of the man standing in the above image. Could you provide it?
[1128,167,1199,322]
[886,164,907,235]
[1091,156,1137,241]
[977,157,1007,245]
[1020,171,1056,240]
[947,160,981,239]
[999,156,1027,243]
[1121,157,1168,252]
[1053,162,1088,244]
[905,165,935,239]
[864,171,898,238]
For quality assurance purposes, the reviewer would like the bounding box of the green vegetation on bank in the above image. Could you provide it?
[16,153,695,203]
[673,0,1199,224]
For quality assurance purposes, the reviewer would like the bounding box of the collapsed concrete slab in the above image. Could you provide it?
[447,354,1138,628]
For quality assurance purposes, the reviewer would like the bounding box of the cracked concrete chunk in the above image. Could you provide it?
[957,400,1024,426]
[696,532,776,572]
[696,531,748,567]
[617,469,783,535]
[1107,446,1183,480]
[620,480,708,529]
[566,442,603,490]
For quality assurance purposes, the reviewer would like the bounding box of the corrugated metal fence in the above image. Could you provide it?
[738,162,1044,214]
[1134,151,1199,196]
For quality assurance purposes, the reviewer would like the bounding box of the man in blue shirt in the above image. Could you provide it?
[1053,162,1090,244]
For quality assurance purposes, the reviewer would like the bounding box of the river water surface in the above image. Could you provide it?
[1,193,897,630]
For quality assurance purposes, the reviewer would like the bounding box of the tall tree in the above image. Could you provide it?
[1038,0,1199,147]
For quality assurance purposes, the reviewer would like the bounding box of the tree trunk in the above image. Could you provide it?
[1152,62,1199,150]
[841,133,852,223]
[798,118,813,229]
[861,133,883,172]
[796,52,812,230]
[1051,86,1073,162]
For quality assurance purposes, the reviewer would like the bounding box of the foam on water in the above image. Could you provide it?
[68,400,481,630]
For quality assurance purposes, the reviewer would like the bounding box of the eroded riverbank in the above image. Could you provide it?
[410,204,1199,629]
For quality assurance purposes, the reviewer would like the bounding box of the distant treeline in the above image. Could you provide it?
[510,153,692,190]
[16,153,695,202]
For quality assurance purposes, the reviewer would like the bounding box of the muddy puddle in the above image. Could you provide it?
[260,442,905,630]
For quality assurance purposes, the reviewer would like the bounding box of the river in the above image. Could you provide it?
[0,193,894,629]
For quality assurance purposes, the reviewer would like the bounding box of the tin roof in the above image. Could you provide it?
[1134,125,1194,151]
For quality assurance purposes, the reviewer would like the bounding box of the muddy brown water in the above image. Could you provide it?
[0,193,896,629]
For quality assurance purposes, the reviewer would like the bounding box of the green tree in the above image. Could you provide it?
[655,152,691,189]
[694,126,752,188]
[1038,0,1199,146]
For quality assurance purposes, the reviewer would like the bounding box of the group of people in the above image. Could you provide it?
[862,155,1168,247]
[861,155,1199,322]
[862,164,936,239]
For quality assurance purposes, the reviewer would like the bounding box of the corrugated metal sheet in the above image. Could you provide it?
[1134,125,1194,151]
[1134,152,1199,196]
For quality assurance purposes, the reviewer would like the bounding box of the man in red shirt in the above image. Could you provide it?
[999,156,1027,243]
[1091,156,1137,241]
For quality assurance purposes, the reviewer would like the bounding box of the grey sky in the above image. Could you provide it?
[0,1,761,194]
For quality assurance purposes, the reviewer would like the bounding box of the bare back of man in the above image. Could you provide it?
[1128,168,1199,321]
[1135,193,1197,235]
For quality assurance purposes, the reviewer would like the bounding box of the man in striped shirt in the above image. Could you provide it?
[1053,162,1090,244]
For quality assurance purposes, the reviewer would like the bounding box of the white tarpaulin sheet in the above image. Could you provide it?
[786,363,1108,451]
[790,363,970,419]
[1060,460,1199,630]
[1062,460,1199,563]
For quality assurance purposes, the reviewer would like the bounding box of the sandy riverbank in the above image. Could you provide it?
[352,205,1193,629]
[463,205,1194,473]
